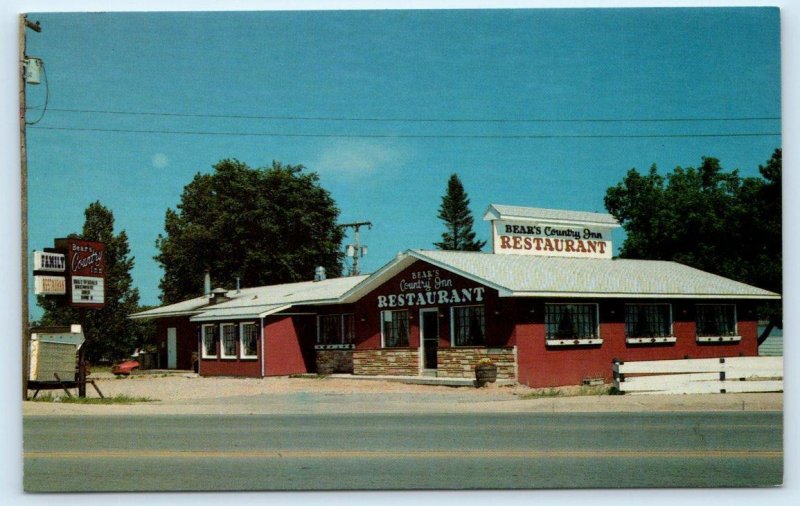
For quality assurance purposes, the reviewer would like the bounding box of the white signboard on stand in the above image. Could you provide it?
[71,276,105,305]
[490,220,615,259]
[484,204,620,259]
[34,275,66,295]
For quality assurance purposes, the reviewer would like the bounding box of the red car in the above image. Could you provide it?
[111,359,140,376]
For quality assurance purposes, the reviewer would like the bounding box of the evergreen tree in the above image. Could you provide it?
[36,202,149,362]
[434,174,486,251]
[155,159,344,304]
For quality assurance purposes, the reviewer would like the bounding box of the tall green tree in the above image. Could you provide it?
[36,201,148,362]
[604,149,782,332]
[155,159,344,304]
[434,174,486,251]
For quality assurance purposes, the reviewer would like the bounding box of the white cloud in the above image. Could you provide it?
[152,153,170,169]
[311,140,407,178]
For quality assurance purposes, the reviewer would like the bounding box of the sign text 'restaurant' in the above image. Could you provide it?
[492,220,613,259]
[378,287,485,309]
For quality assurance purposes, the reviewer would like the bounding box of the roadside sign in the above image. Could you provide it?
[33,251,65,272]
[34,275,66,295]
[54,238,106,308]
[70,276,105,305]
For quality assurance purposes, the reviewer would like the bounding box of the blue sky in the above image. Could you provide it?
[21,7,781,319]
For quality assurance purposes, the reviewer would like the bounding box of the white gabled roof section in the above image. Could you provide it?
[414,250,780,299]
[338,253,420,303]
[129,295,210,319]
[130,274,369,321]
[190,303,292,322]
[134,249,779,322]
[340,249,779,302]
[483,204,620,228]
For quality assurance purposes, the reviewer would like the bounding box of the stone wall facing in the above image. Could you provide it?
[353,348,419,376]
[437,347,517,379]
[315,349,354,374]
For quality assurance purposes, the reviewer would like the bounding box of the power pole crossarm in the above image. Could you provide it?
[339,221,372,276]
[25,19,42,32]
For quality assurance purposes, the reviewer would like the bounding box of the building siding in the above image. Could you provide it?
[154,316,198,370]
[514,299,759,387]
[264,315,316,376]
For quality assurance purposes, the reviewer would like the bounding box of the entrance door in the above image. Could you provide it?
[420,309,439,370]
[167,327,177,369]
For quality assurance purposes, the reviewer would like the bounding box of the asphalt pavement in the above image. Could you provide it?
[21,377,784,491]
[23,411,783,491]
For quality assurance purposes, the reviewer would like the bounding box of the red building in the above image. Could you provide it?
[132,205,779,387]
[131,276,367,377]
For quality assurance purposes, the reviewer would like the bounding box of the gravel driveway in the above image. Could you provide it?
[22,372,783,416]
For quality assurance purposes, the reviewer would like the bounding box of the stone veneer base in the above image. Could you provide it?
[315,349,354,374]
[352,346,517,379]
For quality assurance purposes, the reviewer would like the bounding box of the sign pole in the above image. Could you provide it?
[77,308,87,398]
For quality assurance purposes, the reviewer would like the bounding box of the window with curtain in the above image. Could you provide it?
[220,323,237,358]
[240,322,258,358]
[696,304,737,337]
[545,304,598,340]
[201,324,217,358]
[625,304,672,338]
[381,310,410,347]
[452,305,485,346]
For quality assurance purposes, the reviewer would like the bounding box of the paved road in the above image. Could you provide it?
[24,411,782,491]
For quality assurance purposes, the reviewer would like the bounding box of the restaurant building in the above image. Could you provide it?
[131,205,779,387]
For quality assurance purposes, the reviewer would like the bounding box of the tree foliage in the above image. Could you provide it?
[604,149,782,322]
[434,174,486,251]
[155,159,344,304]
[36,202,151,362]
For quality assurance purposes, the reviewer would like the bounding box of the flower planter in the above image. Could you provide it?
[475,364,498,385]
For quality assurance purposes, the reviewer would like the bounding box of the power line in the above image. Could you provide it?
[29,125,781,139]
[40,107,780,124]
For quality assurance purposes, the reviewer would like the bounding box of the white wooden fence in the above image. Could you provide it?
[612,356,783,395]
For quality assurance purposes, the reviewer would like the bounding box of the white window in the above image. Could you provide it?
[381,310,410,348]
[220,323,237,358]
[625,304,675,343]
[317,314,356,347]
[342,314,355,345]
[451,305,485,346]
[545,303,601,345]
[201,324,218,358]
[240,322,258,358]
[696,304,738,339]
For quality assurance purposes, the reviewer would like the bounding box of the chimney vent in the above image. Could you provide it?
[314,266,326,281]
[208,287,229,305]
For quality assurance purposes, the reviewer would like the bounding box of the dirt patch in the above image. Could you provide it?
[84,374,534,402]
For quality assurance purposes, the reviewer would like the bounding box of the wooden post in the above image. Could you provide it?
[21,17,33,400]
[78,308,87,397]
[20,15,42,400]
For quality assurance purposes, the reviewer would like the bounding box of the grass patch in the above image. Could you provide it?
[518,384,614,400]
[289,373,328,379]
[519,388,565,399]
[579,385,614,396]
[29,394,157,404]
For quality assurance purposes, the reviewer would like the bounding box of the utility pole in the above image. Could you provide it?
[20,15,41,400]
[339,221,372,276]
